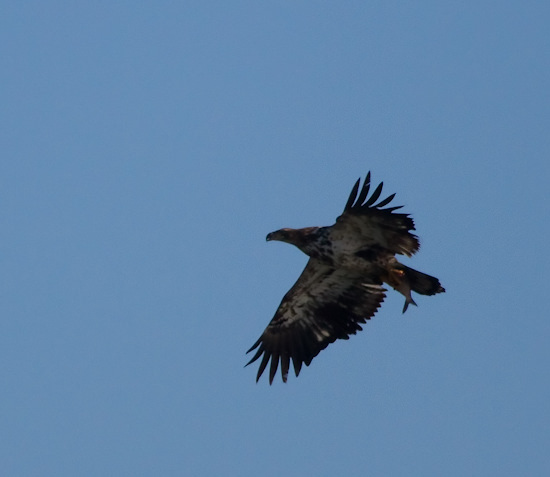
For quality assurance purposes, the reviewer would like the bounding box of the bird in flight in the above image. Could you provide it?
[246,172,445,384]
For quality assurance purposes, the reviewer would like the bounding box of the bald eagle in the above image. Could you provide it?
[246,172,445,384]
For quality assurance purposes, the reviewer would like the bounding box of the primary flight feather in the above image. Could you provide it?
[246,172,445,384]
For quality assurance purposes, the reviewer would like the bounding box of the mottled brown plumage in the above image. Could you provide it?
[246,172,445,384]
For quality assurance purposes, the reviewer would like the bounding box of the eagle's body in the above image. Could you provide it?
[247,173,445,384]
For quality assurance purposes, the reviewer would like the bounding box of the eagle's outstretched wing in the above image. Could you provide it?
[246,259,386,384]
[333,172,420,257]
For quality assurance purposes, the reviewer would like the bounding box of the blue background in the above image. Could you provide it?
[2,2,549,475]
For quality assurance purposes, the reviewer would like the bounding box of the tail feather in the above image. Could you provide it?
[401,265,445,296]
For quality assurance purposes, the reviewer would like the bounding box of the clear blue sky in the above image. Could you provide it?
[2,2,549,476]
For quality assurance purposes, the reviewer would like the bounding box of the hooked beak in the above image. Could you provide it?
[266,232,274,241]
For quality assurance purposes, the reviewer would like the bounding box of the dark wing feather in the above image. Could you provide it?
[337,173,419,256]
[343,178,361,211]
[355,171,371,205]
[246,259,386,384]
[363,181,383,206]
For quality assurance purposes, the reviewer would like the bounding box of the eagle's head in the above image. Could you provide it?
[266,228,294,243]
[266,227,320,252]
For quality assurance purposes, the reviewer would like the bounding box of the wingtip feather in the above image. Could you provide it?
[269,352,280,385]
[256,351,271,382]
[364,181,384,206]
[344,178,361,211]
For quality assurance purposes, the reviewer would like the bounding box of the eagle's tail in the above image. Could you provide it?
[401,265,445,296]
[385,264,445,313]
